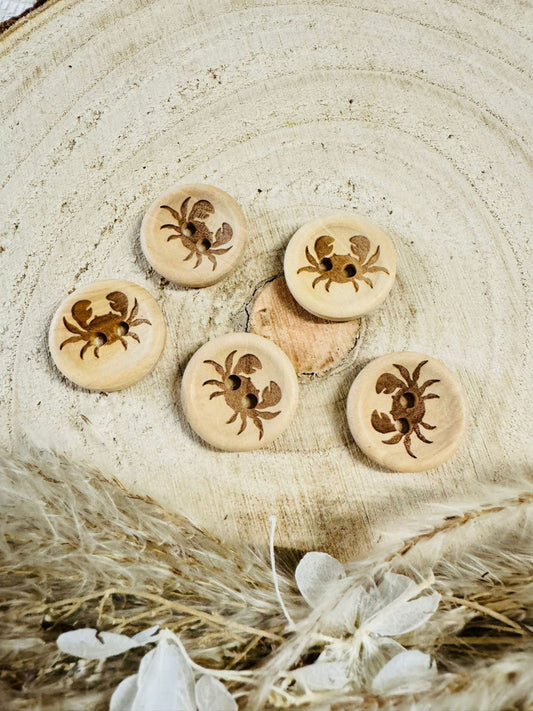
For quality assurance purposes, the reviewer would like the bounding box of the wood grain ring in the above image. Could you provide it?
[0,0,530,558]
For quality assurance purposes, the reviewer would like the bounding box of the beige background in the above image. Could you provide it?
[0,0,531,559]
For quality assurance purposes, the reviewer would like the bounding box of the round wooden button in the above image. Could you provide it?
[140,184,247,287]
[181,333,298,451]
[49,279,166,391]
[347,352,467,472]
[284,214,396,321]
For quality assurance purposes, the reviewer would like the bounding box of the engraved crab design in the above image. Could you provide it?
[160,197,233,270]
[297,234,389,292]
[60,291,151,359]
[202,351,281,440]
[371,360,440,459]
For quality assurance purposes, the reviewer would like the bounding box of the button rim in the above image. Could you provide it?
[49,279,166,392]
[346,351,468,472]
[140,183,247,288]
[181,332,299,452]
[284,212,397,321]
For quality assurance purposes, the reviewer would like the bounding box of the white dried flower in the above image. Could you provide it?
[57,627,237,711]
[292,552,440,693]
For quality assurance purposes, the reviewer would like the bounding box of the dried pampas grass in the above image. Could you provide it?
[0,449,532,710]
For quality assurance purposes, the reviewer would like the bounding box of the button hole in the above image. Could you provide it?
[226,375,241,390]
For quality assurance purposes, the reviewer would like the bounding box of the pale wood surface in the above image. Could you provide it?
[0,0,531,559]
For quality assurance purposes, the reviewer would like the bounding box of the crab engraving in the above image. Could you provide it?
[60,291,151,359]
[371,360,440,458]
[202,351,281,440]
[297,234,389,292]
[160,197,233,270]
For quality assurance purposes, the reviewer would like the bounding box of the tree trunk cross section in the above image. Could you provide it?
[0,0,531,558]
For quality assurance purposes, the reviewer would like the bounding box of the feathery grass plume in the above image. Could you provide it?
[0,450,532,710]
[252,485,533,709]
[0,450,295,710]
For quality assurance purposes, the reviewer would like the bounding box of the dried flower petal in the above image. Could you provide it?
[370,589,440,636]
[57,629,138,660]
[371,650,437,695]
[295,552,345,608]
[292,661,349,691]
[110,674,138,711]
[195,675,237,711]
[365,574,440,636]
[133,638,196,711]
[132,626,160,645]
[320,585,365,634]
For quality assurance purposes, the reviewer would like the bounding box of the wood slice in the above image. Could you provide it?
[0,0,531,559]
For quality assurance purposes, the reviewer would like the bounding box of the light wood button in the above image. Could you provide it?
[284,213,396,321]
[141,184,247,287]
[347,352,467,472]
[49,279,166,391]
[181,332,298,451]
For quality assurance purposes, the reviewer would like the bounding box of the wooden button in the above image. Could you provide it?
[181,333,298,451]
[141,184,247,287]
[249,276,360,376]
[284,214,396,321]
[49,279,166,391]
[347,352,467,472]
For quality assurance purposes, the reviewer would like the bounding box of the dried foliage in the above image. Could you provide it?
[0,451,290,709]
[0,450,532,710]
